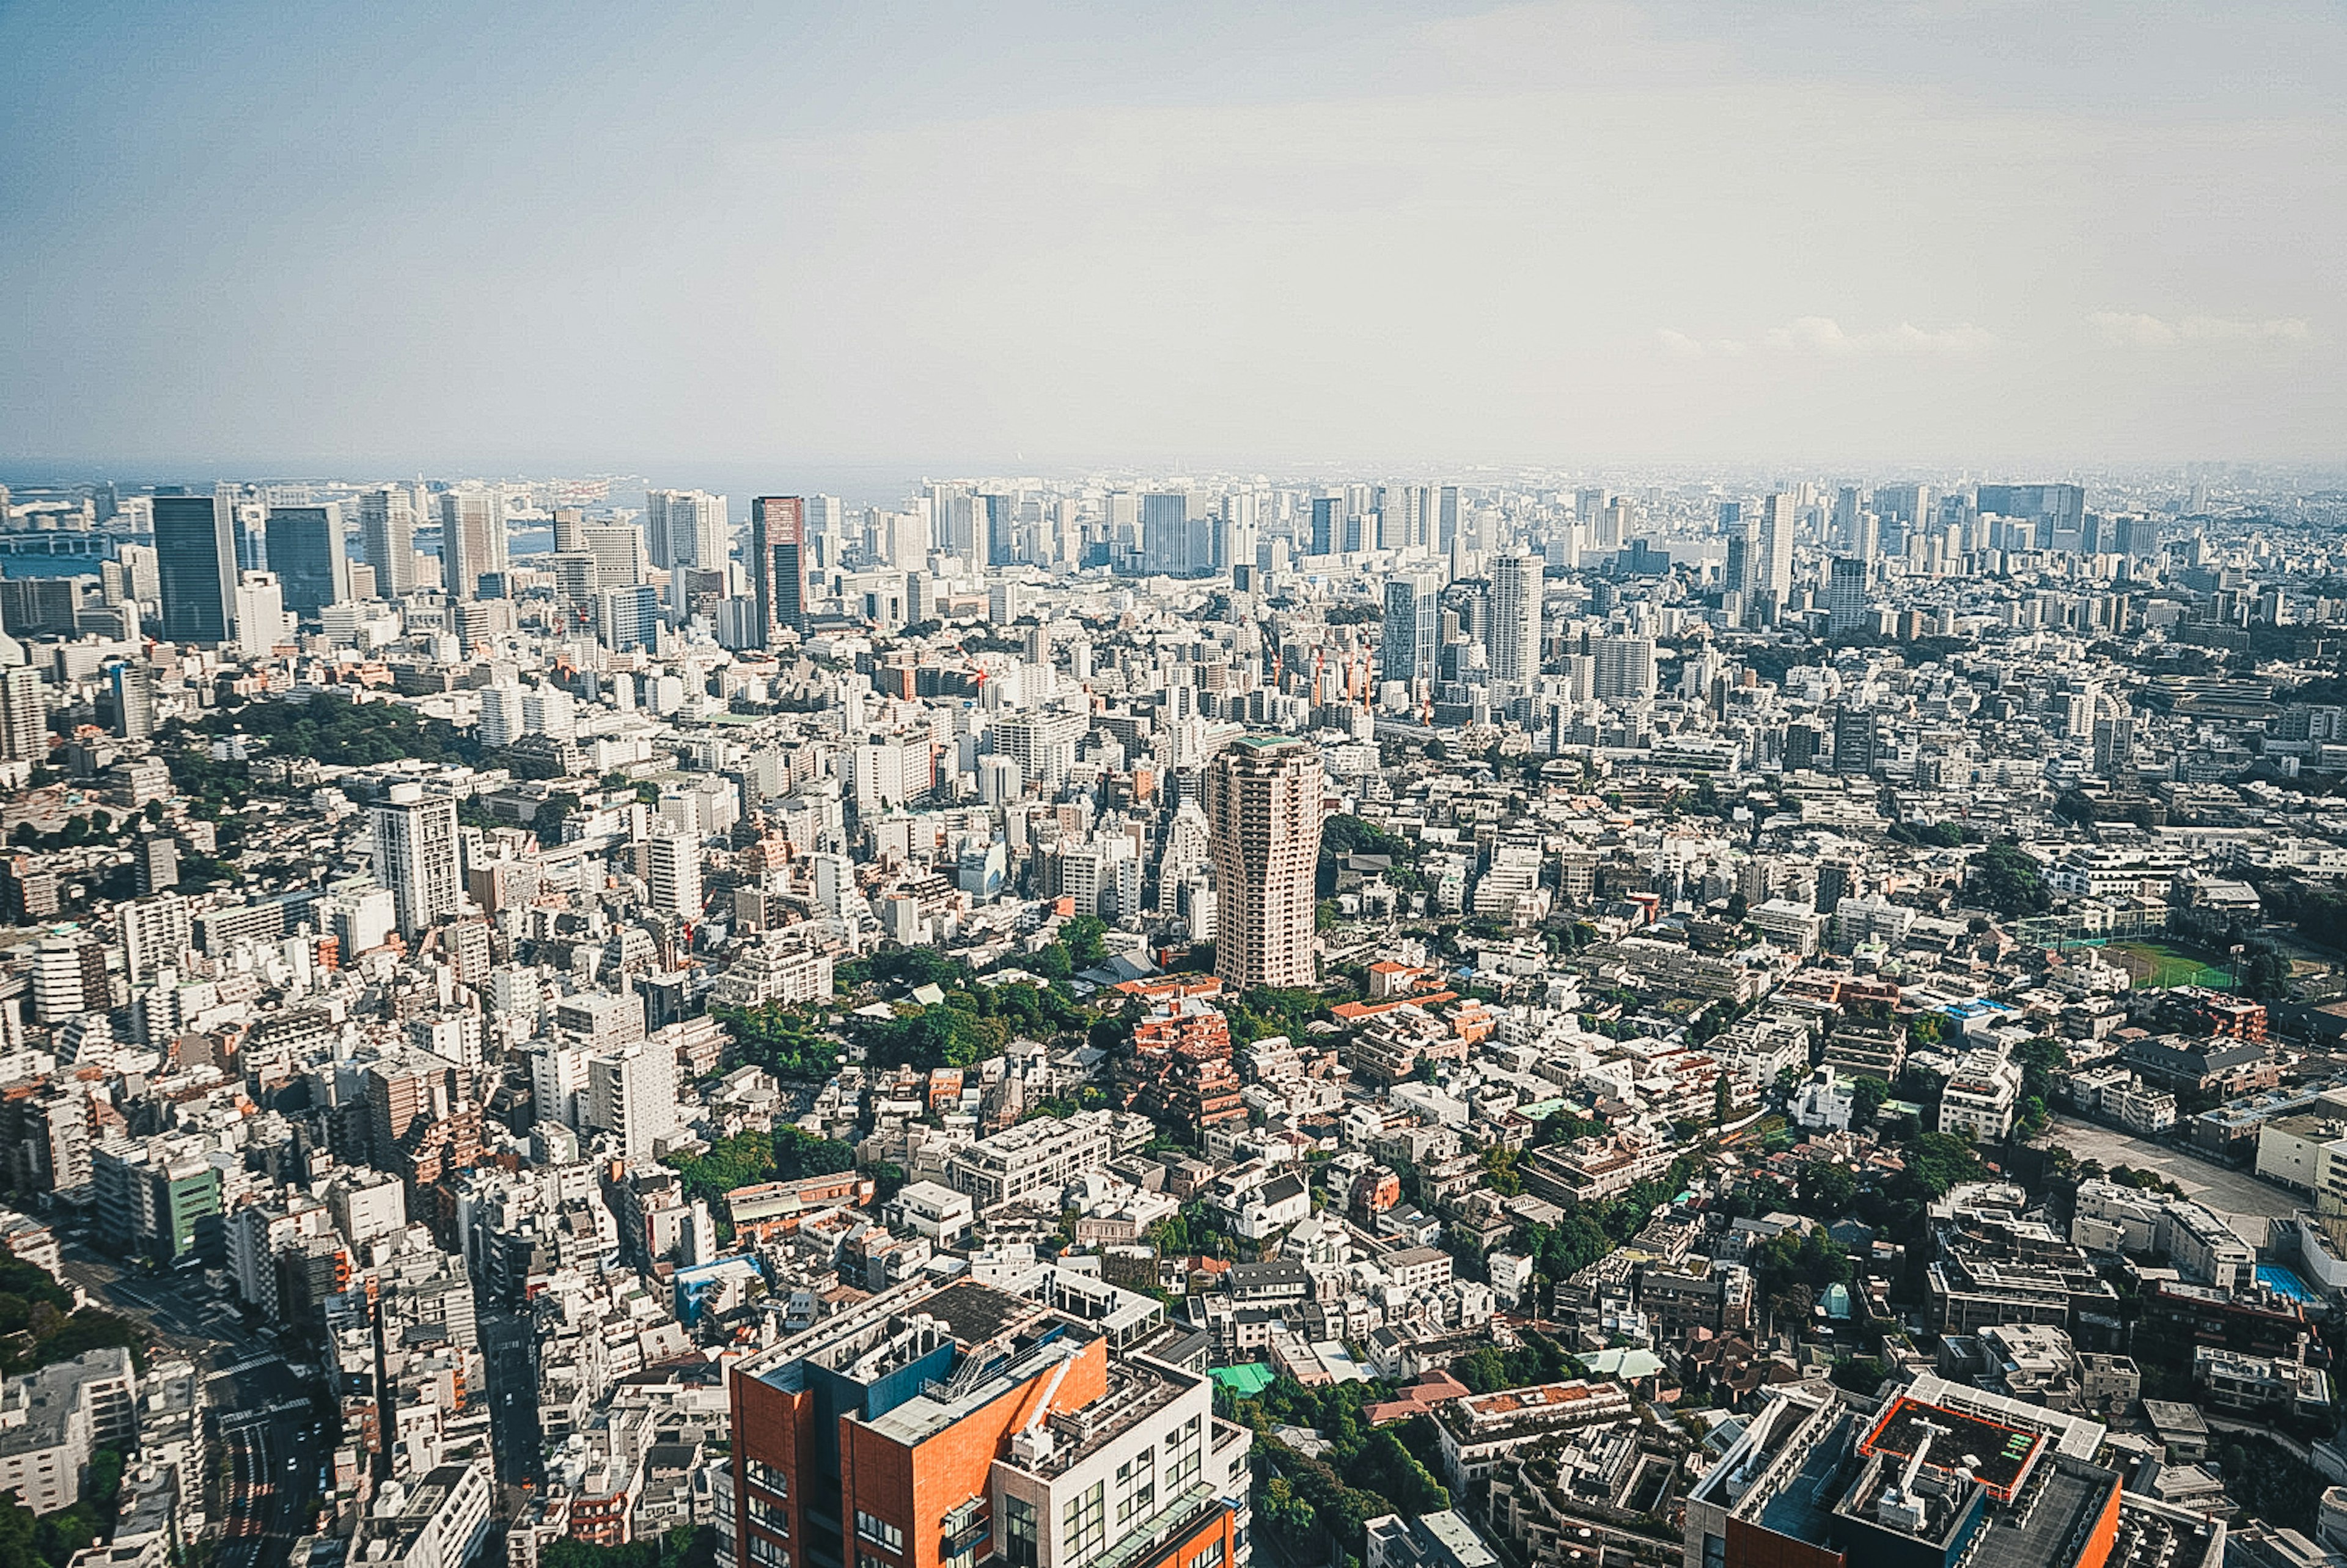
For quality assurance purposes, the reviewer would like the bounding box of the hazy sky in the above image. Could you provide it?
[2,1,2341,473]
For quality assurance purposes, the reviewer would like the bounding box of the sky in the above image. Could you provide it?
[1,1,2342,477]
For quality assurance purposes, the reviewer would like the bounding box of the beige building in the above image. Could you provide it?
[1207,735,1326,991]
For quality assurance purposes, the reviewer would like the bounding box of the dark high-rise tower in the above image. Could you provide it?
[751,495,807,646]
[153,489,238,645]
[264,503,350,616]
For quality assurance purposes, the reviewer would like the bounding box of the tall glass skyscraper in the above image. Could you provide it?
[751,495,807,646]
[153,489,237,645]
[263,502,350,615]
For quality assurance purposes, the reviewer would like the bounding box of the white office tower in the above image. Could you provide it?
[586,1041,677,1165]
[232,573,289,659]
[358,488,418,596]
[0,667,45,764]
[438,484,507,599]
[119,895,190,984]
[644,829,702,919]
[1486,550,1542,697]
[531,1041,590,1130]
[1758,493,1797,614]
[990,708,1085,791]
[31,934,94,1024]
[645,489,729,572]
[477,684,524,749]
[1593,634,1659,703]
[812,852,856,918]
[522,686,577,739]
[321,885,398,956]
[372,783,461,939]
[1207,735,1327,991]
[585,522,649,587]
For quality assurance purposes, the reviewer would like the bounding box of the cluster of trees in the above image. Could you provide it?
[182,692,477,778]
[540,1525,721,1568]
[1224,987,1326,1048]
[1749,1226,1854,1321]
[0,1263,144,1377]
[1451,1330,1584,1394]
[710,1002,841,1079]
[1967,841,2050,917]
[856,979,1095,1071]
[5,808,147,852]
[834,947,967,994]
[2214,1435,2322,1533]
[1518,1158,1704,1288]
[1229,1378,1449,1563]
[1023,915,1108,981]
[660,1129,856,1237]
[0,1445,122,1568]
[2012,1036,2067,1136]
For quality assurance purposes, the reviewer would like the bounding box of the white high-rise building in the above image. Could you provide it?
[531,1042,590,1130]
[522,686,577,739]
[371,783,461,939]
[232,572,290,659]
[645,489,730,572]
[119,895,190,984]
[1207,735,1326,991]
[0,667,46,764]
[477,684,524,749]
[358,488,417,597]
[1486,549,1542,694]
[643,830,702,920]
[1593,634,1658,703]
[1758,493,1797,614]
[586,1041,677,1165]
[438,484,507,599]
[584,523,649,588]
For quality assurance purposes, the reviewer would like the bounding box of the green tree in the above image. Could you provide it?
[1967,841,2050,918]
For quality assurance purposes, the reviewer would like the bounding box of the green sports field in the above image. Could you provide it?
[2103,940,2234,989]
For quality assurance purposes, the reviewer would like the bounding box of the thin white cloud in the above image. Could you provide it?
[2087,310,2312,347]
[1656,317,1991,359]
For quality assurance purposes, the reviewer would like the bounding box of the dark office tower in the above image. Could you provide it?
[1310,496,1340,556]
[1438,485,1461,552]
[1975,483,2086,550]
[751,496,807,646]
[1832,708,1879,777]
[1717,500,1743,530]
[0,579,77,638]
[1783,720,1820,772]
[263,503,350,616]
[1814,860,1851,915]
[1826,556,1870,638]
[979,493,1015,568]
[152,490,238,645]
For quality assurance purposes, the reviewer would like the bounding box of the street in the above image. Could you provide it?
[57,1236,321,1568]
[2046,1115,2304,1247]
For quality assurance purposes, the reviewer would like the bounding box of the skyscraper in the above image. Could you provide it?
[1379,573,1439,688]
[751,495,807,645]
[1827,556,1870,638]
[357,489,417,597]
[233,572,288,659]
[153,489,238,645]
[371,782,461,938]
[108,661,156,741]
[585,1041,677,1165]
[1486,549,1542,694]
[645,489,729,573]
[1310,495,1340,557]
[1592,634,1658,703]
[0,666,47,763]
[438,484,506,599]
[1757,493,1797,618]
[263,503,350,615]
[1208,735,1326,991]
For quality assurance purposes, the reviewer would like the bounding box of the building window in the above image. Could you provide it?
[855,1514,904,1554]
[1188,1541,1225,1568]
[1165,1416,1202,1492]
[1062,1483,1106,1566]
[747,1536,792,1568]
[746,1459,790,1500]
[1702,1534,1725,1568]
[1005,1497,1039,1568]
[1115,1449,1156,1528]
[748,1495,791,1536]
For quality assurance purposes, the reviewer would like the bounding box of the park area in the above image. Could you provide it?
[2103,940,2235,989]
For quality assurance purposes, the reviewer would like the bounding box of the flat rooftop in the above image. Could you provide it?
[1860,1394,2041,1500]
